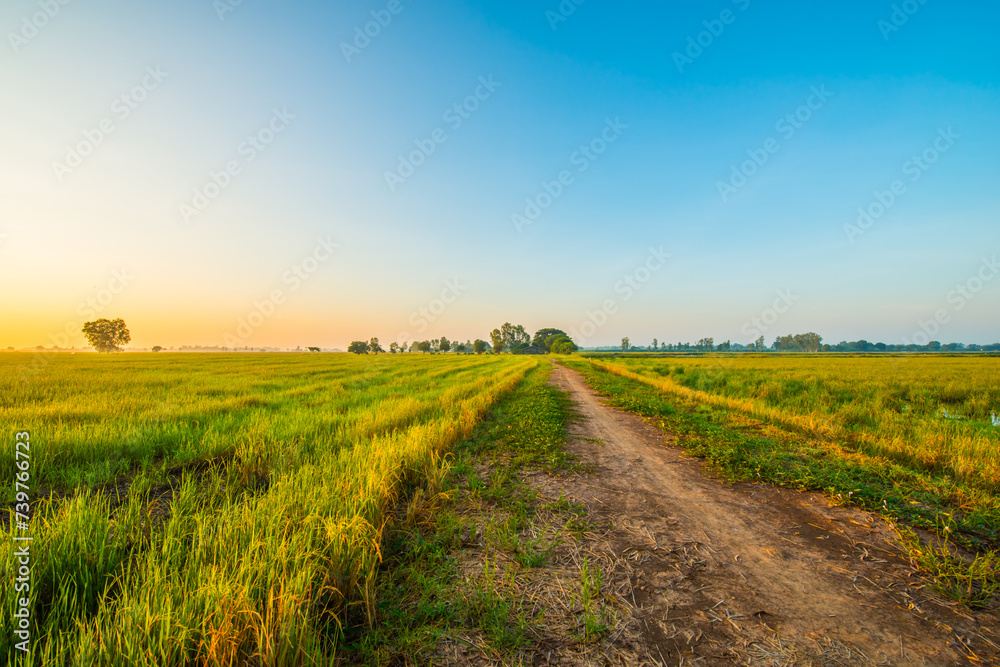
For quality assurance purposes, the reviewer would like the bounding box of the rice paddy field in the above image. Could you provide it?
[5,351,1000,663]
[1,353,539,665]
[568,355,1000,549]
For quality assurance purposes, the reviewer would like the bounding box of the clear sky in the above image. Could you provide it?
[2,0,998,350]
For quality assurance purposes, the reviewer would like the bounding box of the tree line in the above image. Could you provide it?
[348,324,579,355]
[617,333,1000,353]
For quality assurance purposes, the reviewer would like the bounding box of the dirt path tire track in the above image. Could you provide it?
[543,362,999,665]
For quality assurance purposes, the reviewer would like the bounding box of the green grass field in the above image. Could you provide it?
[564,354,1000,602]
[566,355,1000,531]
[1,353,541,665]
[5,351,1000,663]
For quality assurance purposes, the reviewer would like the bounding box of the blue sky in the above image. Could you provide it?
[1,0,998,349]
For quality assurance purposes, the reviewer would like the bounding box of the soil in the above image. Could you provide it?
[519,362,1000,665]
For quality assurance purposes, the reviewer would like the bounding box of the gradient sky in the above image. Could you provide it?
[2,0,998,350]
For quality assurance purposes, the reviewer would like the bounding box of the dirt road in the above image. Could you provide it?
[537,363,999,664]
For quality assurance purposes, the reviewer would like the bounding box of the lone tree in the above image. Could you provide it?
[82,318,130,354]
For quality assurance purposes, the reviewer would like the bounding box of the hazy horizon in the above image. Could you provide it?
[3,1,998,351]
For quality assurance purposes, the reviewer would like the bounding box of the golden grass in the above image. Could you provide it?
[1,353,539,664]
[591,356,1000,490]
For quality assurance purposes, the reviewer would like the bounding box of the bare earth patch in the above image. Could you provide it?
[504,362,1000,665]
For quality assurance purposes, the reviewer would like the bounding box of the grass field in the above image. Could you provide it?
[565,355,1000,552]
[6,351,1000,663]
[561,355,1000,605]
[1,353,541,665]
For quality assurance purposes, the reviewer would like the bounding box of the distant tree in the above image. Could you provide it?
[439,337,451,353]
[416,340,432,353]
[389,342,399,354]
[369,337,384,354]
[621,337,630,351]
[455,343,466,353]
[773,333,822,352]
[514,325,530,346]
[490,329,505,354]
[307,346,321,352]
[400,342,408,353]
[82,318,131,354]
[532,328,569,352]
[550,336,578,354]
[500,323,515,349]
[473,339,488,354]
[652,338,658,351]
[790,333,822,352]
[348,340,369,354]
[696,337,714,352]
[151,345,163,353]
[499,323,530,352]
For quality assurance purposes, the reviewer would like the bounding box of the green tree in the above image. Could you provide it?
[82,318,131,354]
[532,328,570,352]
[439,337,451,353]
[348,341,369,354]
[490,329,505,354]
[621,337,630,351]
[652,338,658,351]
[500,322,530,352]
[550,336,578,354]
[151,345,162,353]
[772,333,822,352]
[473,339,488,354]
[416,341,432,353]
[369,337,384,354]
[792,332,823,352]
[389,342,399,354]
